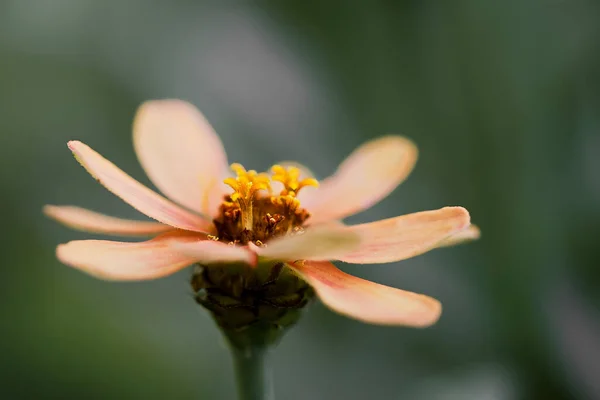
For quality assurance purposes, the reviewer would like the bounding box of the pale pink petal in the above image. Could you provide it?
[339,207,471,264]
[133,100,230,217]
[169,240,257,266]
[56,232,207,281]
[68,140,212,232]
[44,205,171,236]
[291,261,441,326]
[257,227,361,261]
[437,224,481,248]
[300,136,418,224]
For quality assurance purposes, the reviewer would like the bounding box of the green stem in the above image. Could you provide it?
[230,343,274,400]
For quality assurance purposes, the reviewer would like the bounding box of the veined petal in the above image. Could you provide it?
[339,207,470,264]
[301,136,418,224]
[291,261,441,326]
[68,141,212,232]
[257,227,361,261]
[133,100,230,217]
[44,205,171,236]
[437,224,481,248]
[169,240,257,266]
[56,231,205,281]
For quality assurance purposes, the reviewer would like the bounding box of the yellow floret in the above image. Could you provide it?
[271,165,318,197]
[224,163,271,202]
[224,163,271,230]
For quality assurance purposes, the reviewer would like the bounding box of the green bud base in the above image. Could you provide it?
[191,261,315,400]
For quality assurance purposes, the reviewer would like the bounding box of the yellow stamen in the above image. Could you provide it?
[271,165,319,197]
[218,163,318,243]
[223,163,271,230]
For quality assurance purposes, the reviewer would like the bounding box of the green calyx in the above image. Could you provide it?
[191,260,315,349]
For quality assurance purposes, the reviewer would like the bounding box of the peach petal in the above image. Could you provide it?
[56,232,206,281]
[437,224,481,248]
[169,240,257,266]
[44,205,171,236]
[339,207,471,264]
[291,261,441,326]
[133,100,230,217]
[257,227,361,262]
[68,140,212,232]
[301,136,418,224]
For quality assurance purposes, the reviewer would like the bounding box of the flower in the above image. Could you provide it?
[44,99,479,328]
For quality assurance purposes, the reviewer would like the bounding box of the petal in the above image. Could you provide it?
[133,100,230,217]
[44,205,171,236]
[291,261,441,326]
[301,136,418,224]
[257,227,361,261]
[169,240,257,266]
[68,140,212,232]
[339,207,470,264]
[56,231,206,281]
[437,224,481,248]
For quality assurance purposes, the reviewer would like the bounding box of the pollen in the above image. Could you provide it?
[271,165,319,197]
[213,163,318,245]
[223,163,271,202]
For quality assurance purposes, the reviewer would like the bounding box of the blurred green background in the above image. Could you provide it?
[1,0,600,399]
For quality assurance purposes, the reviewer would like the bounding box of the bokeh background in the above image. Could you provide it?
[1,0,599,399]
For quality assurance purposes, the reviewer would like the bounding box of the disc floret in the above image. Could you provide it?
[271,165,319,197]
[223,164,271,231]
[215,164,318,245]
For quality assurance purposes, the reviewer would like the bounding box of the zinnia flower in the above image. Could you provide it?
[45,99,479,328]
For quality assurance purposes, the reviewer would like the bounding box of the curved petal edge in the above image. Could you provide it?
[291,260,442,327]
[133,99,230,217]
[339,206,471,264]
[44,205,172,236]
[437,224,481,248]
[302,136,418,224]
[56,231,205,281]
[67,140,212,232]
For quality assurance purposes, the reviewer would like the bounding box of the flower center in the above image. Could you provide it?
[212,163,318,245]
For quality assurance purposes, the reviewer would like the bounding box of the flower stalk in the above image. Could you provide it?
[228,330,274,400]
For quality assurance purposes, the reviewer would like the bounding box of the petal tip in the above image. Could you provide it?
[42,204,56,217]
[134,100,164,121]
[67,140,82,151]
[379,293,442,328]
[384,134,418,149]
[445,206,471,229]
[43,204,65,223]
[415,297,442,328]
[468,224,481,240]
[379,135,419,162]
[67,141,87,164]
[55,242,71,265]
[436,223,481,248]
[135,99,196,117]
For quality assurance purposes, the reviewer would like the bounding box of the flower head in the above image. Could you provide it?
[45,99,479,328]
